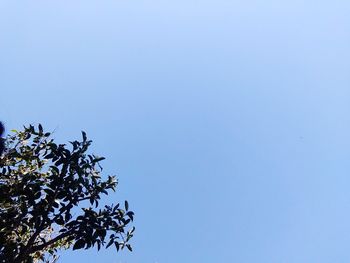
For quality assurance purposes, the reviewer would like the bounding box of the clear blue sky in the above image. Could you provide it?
[1,0,350,262]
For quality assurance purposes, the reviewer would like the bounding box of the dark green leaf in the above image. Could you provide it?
[73,239,86,250]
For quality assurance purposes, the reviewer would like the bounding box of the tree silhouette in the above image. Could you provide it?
[0,124,134,263]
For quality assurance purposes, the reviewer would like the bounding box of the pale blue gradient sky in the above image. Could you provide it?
[1,1,350,262]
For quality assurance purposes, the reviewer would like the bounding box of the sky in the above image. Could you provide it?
[0,0,350,262]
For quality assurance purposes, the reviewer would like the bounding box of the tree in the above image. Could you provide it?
[0,124,135,263]
[0,122,5,156]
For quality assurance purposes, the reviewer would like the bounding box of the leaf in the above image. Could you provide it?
[126,244,132,251]
[125,200,129,211]
[92,157,105,163]
[38,124,43,134]
[56,216,64,225]
[106,239,114,249]
[114,241,120,251]
[126,211,134,221]
[82,131,87,142]
[73,239,86,250]
[44,189,55,196]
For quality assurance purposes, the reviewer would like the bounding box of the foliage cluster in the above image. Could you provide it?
[0,125,134,263]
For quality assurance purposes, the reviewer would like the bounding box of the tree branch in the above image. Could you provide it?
[30,229,75,254]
